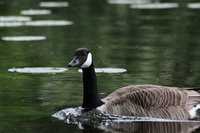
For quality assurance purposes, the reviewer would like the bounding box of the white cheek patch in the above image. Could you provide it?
[81,53,92,68]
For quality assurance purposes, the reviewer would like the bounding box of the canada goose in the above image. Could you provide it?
[67,48,200,120]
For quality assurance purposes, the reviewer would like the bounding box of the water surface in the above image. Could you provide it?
[0,0,200,133]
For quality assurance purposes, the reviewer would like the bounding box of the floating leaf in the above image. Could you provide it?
[0,16,31,21]
[0,20,73,27]
[0,22,24,27]
[20,9,52,15]
[2,36,46,41]
[130,3,179,9]
[78,68,127,73]
[39,2,69,7]
[187,3,200,9]
[8,67,68,73]
[25,20,73,26]
[108,0,148,4]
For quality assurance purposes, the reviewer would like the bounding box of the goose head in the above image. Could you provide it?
[67,48,92,68]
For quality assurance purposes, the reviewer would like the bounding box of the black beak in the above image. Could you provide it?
[67,56,83,67]
[67,63,73,67]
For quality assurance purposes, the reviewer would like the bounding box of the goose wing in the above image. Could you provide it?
[101,85,200,120]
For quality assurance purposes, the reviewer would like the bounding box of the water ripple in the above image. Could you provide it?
[52,107,200,132]
[52,107,199,124]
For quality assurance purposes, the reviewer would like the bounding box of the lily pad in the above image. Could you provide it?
[0,22,24,27]
[39,2,69,7]
[78,68,127,73]
[25,20,73,26]
[20,9,52,15]
[130,3,179,9]
[108,0,148,4]
[2,36,46,41]
[8,67,68,73]
[187,3,200,9]
[0,19,73,27]
[0,16,31,21]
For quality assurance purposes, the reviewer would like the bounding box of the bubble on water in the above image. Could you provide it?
[20,9,52,15]
[2,36,46,41]
[78,68,127,73]
[8,67,68,73]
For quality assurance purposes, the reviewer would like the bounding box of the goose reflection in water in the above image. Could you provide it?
[81,122,200,133]
[53,108,200,133]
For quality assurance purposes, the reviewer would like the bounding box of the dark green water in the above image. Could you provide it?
[0,0,200,132]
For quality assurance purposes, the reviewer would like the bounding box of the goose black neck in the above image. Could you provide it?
[82,63,104,110]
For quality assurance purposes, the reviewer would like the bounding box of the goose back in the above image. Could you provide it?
[100,85,200,120]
